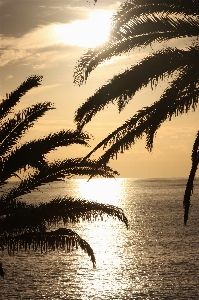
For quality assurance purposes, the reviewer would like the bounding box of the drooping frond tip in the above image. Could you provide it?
[183,130,199,225]
[0,228,96,267]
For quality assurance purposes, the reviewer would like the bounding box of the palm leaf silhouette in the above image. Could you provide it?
[0,102,55,156]
[0,76,128,273]
[74,1,199,85]
[74,0,199,224]
[0,197,128,267]
[2,229,96,268]
[0,75,43,120]
[0,130,90,182]
[183,131,199,225]
[75,47,199,130]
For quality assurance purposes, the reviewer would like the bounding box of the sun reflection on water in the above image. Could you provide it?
[63,178,130,298]
[2,179,199,298]
[74,178,126,205]
[73,222,128,298]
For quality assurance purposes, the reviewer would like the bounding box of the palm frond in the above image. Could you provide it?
[84,65,199,163]
[191,130,199,162]
[75,47,199,129]
[0,197,128,235]
[183,131,199,225]
[0,75,43,120]
[111,1,199,37]
[74,2,199,85]
[0,228,96,267]
[0,196,129,267]
[0,196,127,269]
[1,130,90,182]
[34,158,118,184]
[0,74,129,272]
[0,158,119,206]
[0,102,54,156]
[111,11,199,42]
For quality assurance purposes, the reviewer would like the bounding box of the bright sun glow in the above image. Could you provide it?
[74,178,125,205]
[53,10,113,48]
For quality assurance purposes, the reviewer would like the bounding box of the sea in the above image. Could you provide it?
[0,177,199,300]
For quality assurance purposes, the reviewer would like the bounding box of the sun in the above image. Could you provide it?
[53,10,113,48]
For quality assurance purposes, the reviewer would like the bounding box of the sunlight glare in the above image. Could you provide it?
[75,178,125,205]
[53,10,113,48]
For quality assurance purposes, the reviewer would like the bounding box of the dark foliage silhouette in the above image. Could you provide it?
[0,262,5,277]
[74,0,199,224]
[0,76,128,275]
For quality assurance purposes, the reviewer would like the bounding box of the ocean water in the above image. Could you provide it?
[0,178,199,300]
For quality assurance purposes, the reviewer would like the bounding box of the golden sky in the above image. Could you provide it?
[0,0,198,178]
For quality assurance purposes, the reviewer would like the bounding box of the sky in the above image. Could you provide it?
[0,0,198,179]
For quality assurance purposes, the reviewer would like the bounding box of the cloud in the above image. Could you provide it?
[0,9,113,68]
[161,125,198,137]
[6,74,13,80]
[0,27,69,67]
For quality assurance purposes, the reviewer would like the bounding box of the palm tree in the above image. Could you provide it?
[0,75,128,276]
[74,0,199,224]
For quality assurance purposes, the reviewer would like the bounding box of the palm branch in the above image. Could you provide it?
[0,197,128,267]
[83,63,199,162]
[183,131,199,225]
[0,75,43,120]
[0,158,119,209]
[1,130,90,182]
[75,47,199,129]
[0,226,96,266]
[1,229,96,268]
[74,0,199,85]
[0,157,122,268]
[0,75,127,272]
[74,0,199,224]
[0,197,128,234]
[0,102,55,157]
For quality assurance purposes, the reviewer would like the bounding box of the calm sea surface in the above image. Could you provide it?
[1,178,199,299]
